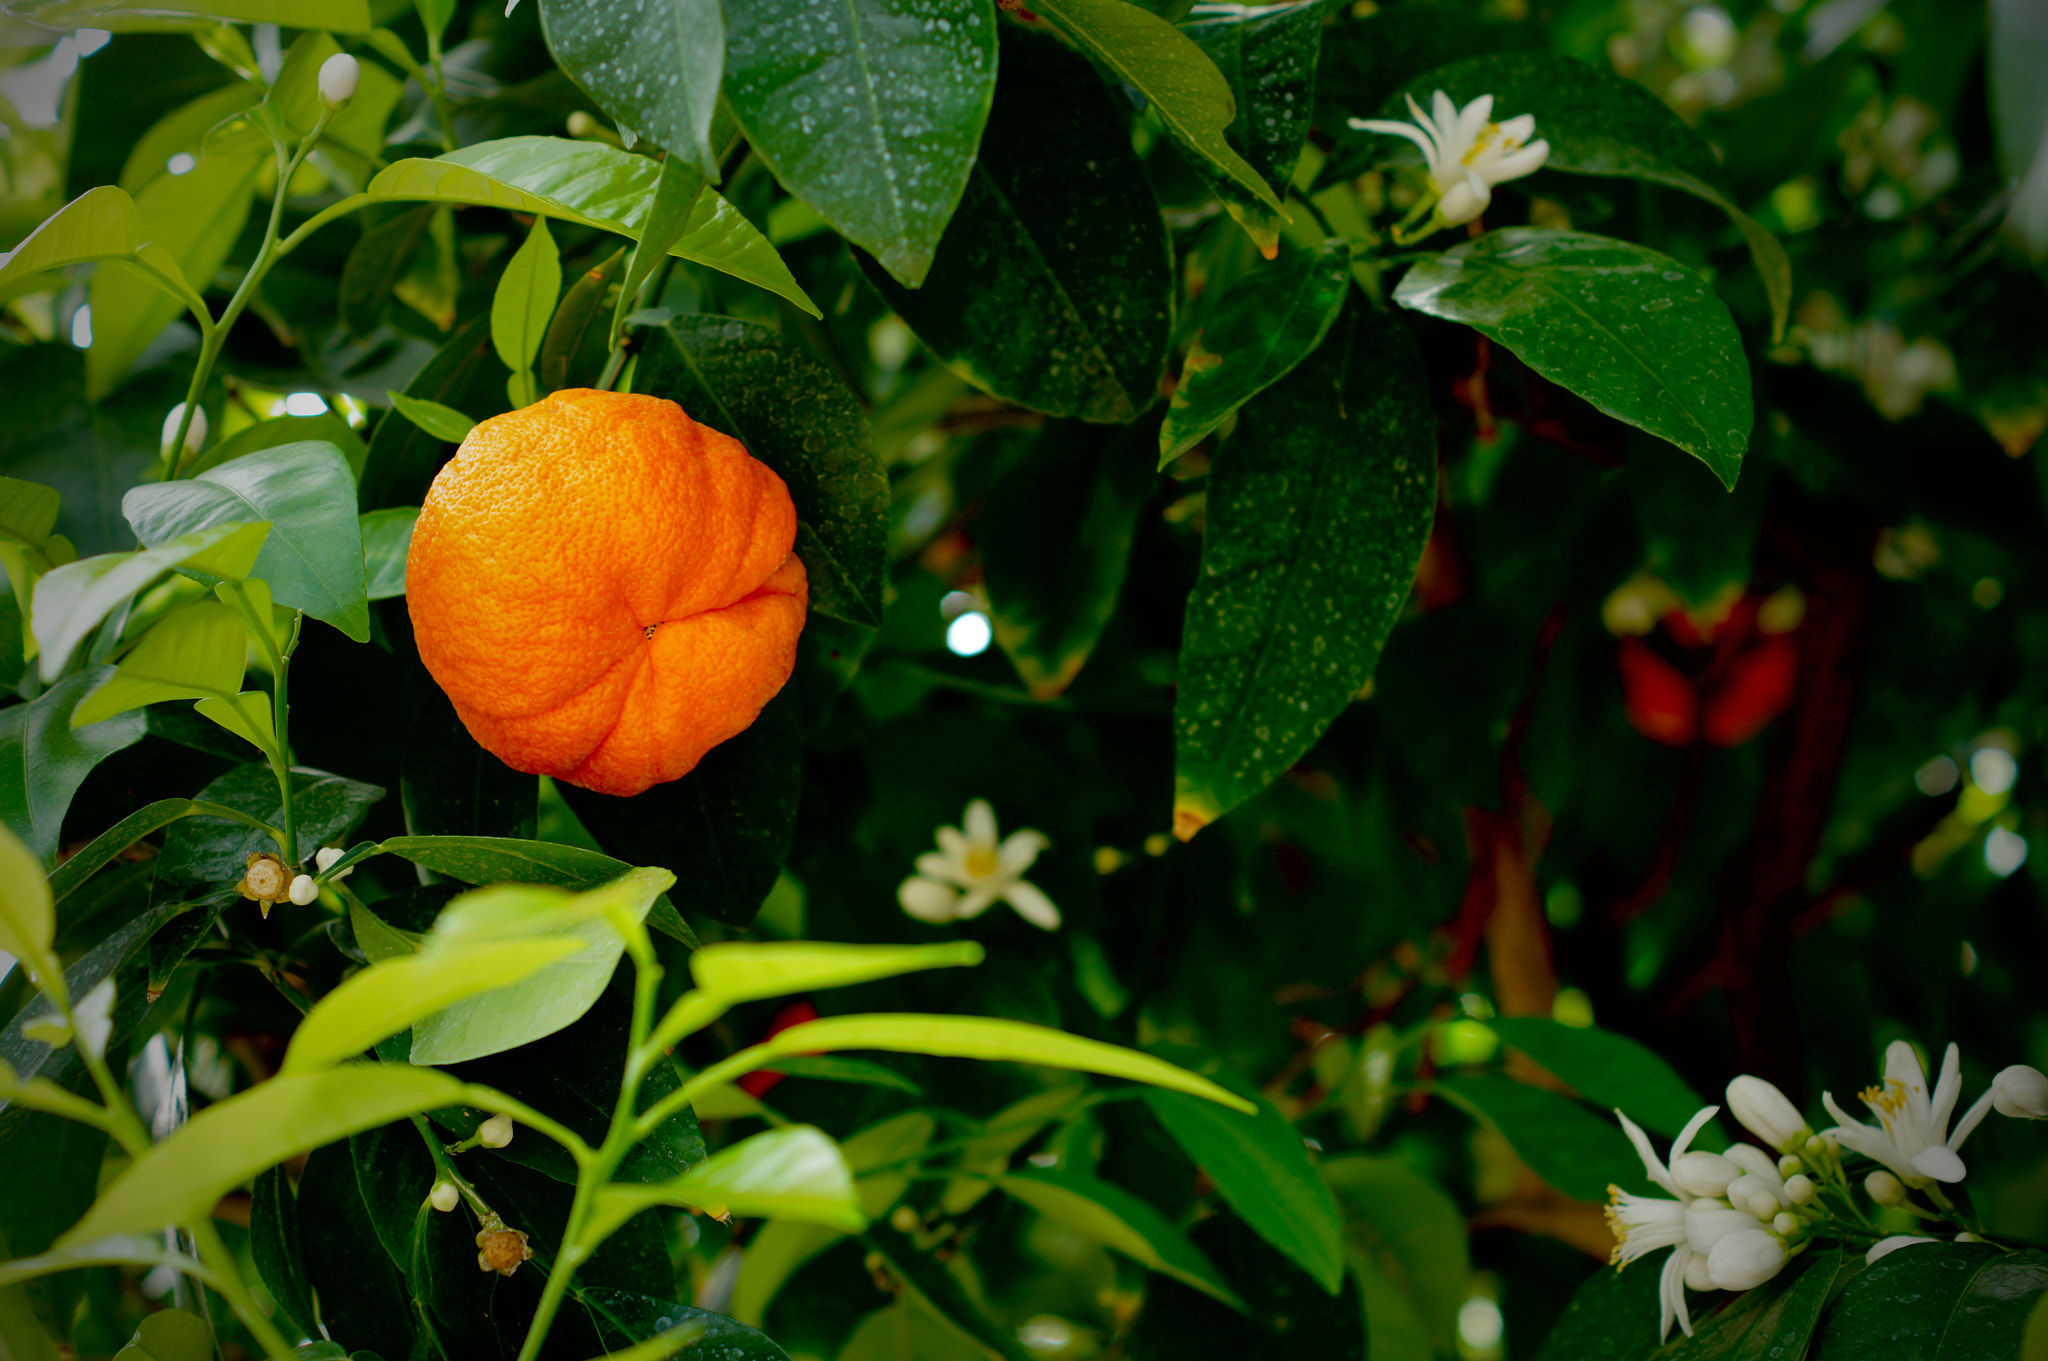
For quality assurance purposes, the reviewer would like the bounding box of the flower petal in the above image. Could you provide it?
[964,799,998,847]
[1929,1043,1962,1129]
[1349,117,1441,167]
[1950,1087,1995,1150]
[1453,93,1495,156]
[898,876,960,923]
[1672,1104,1722,1159]
[917,851,969,885]
[954,888,998,920]
[1485,139,1550,185]
[1660,1248,1693,1341]
[1003,879,1062,931]
[936,825,969,859]
[1908,1144,1966,1183]
[999,829,1050,875]
[1615,1109,1677,1194]
[1438,172,1491,226]
[1495,112,1537,146]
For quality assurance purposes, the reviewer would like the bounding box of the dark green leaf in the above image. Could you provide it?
[539,0,723,175]
[559,690,798,927]
[998,1167,1245,1309]
[340,205,434,339]
[250,1166,318,1339]
[47,798,195,904]
[360,316,498,513]
[1123,1214,1367,1361]
[1180,0,1323,253]
[1393,229,1752,489]
[376,835,696,947]
[187,412,368,483]
[1532,1258,1662,1361]
[1490,1018,1713,1143]
[1662,1247,1843,1361]
[383,601,537,848]
[296,1141,419,1359]
[1159,240,1351,466]
[0,1066,107,1347]
[1172,299,1434,837]
[612,147,706,348]
[861,31,1172,425]
[583,1287,792,1360]
[1435,1074,1644,1201]
[123,441,372,642]
[863,1220,1035,1361]
[1812,1244,2048,1361]
[349,1122,496,1355]
[145,889,237,997]
[0,668,148,864]
[635,315,888,628]
[361,508,418,602]
[724,0,996,287]
[1323,1153,1470,1356]
[157,763,384,887]
[540,246,627,394]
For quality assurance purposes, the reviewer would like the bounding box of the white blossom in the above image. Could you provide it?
[1348,91,1550,227]
[1822,1042,1993,1186]
[897,799,1059,931]
[1865,1169,1906,1205]
[1723,1143,1792,1221]
[1603,1105,1720,1341]
[1726,1075,1814,1153]
[73,977,115,1059]
[318,53,359,107]
[1991,1064,2048,1119]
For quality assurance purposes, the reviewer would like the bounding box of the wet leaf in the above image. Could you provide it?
[1180,0,1323,253]
[540,0,723,175]
[1812,1244,2048,1361]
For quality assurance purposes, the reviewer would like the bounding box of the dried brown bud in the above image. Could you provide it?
[238,852,292,918]
[476,1226,533,1276]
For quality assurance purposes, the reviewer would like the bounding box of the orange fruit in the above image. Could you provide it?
[406,388,807,798]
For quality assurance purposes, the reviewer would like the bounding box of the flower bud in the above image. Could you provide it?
[1772,1212,1798,1237]
[1866,1234,1935,1265]
[1683,1252,1715,1291]
[478,1114,514,1148]
[318,52,359,108]
[315,845,355,880]
[1865,1170,1906,1206]
[1777,1154,1803,1178]
[429,1181,459,1212]
[1685,1204,1759,1255]
[1783,1174,1816,1205]
[567,110,595,137]
[1707,1229,1788,1290]
[287,874,319,906]
[1992,1064,2048,1119]
[161,402,207,460]
[1726,1076,1812,1153]
[1671,1150,1740,1199]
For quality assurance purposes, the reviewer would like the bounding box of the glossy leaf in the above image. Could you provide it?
[612,151,704,344]
[0,186,173,301]
[123,440,371,642]
[539,0,723,175]
[156,764,383,888]
[376,834,695,946]
[492,216,561,408]
[1812,1244,2048,1361]
[1395,230,1751,488]
[1378,51,1791,341]
[540,246,627,393]
[1490,1018,1711,1142]
[593,1126,863,1235]
[1435,1074,1643,1201]
[340,205,435,338]
[0,669,148,866]
[582,1288,792,1361]
[1142,1082,1344,1293]
[250,1166,318,1338]
[366,138,817,316]
[57,1066,465,1244]
[188,412,367,481]
[1324,1154,1471,1357]
[70,600,245,730]
[293,1141,419,1358]
[636,315,889,627]
[1179,0,1322,253]
[116,1307,211,1361]
[361,507,418,601]
[1661,1247,1841,1360]
[49,799,194,906]
[32,521,268,683]
[1172,299,1435,837]
[692,940,983,1006]
[724,0,996,287]
[193,690,279,761]
[1159,240,1351,466]
[387,392,477,445]
[999,1168,1243,1308]
[862,32,1173,424]
[1032,0,1280,212]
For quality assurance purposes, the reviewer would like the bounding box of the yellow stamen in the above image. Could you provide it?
[964,847,1000,878]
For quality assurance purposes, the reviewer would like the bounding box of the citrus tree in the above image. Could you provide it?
[2,0,2047,1357]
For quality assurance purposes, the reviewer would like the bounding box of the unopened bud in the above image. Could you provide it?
[315,845,354,879]
[1772,1212,1799,1237]
[1726,1076,1813,1153]
[1992,1065,2048,1120]
[889,1204,920,1233]
[567,110,595,137]
[1866,1170,1906,1206]
[1777,1154,1804,1177]
[161,402,207,460]
[429,1181,460,1212]
[1784,1174,1816,1205]
[1671,1150,1739,1199]
[288,874,319,906]
[1805,1134,1829,1156]
[478,1114,514,1148]
[319,52,359,108]
[1707,1229,1788,1291]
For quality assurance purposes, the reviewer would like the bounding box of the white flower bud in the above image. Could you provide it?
[1992,1065,2048,1119]
[429,1181,459,1212]
[1866,1234,1936,1265]
[478,1114,514,1148]
[1805,1134,1830,1156]
[1777,1154,1804,1178]
[1684,1252,1715,1291]
[1784,1174,1816,1205]
[1866,1170,1906,1206]
[1707,1229,1788,1290]
[287,874,319,906]
[1685,1204,1759,1255]
[1772,1212,1799,1237]
[1726,1076,1813,1153]
[161,403,206,460]
[318,52,359,108]
[1671,1150,1740,1199]
[315,846,354,879]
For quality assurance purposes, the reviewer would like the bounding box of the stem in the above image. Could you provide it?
[48,988,152,1157]
[423,29,460,153]
[188,1216,296,1360]
[188,800,286,850]
[595,338,632,393]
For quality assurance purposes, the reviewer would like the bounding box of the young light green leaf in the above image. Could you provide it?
[861,33,1172,424]
[115,1308,212,1361]
[539,0,723,176]
[0,669,150,865]
[1179,0,1322,254]
[1393,229,1751,488]
[122,441,371,641]
[386,391,477,445]
[612,152,704,345]
[56,1065,465,1246]
[491,216,561,403]
[1032,0,1281,213]
[691,940,983,1006]
[9,0,372,31]
[0,824,56,994]
[592,1126,863,1237]
[1160,241,1351,466]
[33,522,269,683]
[0,186,141,293]
[723,0,995,287]
[1173,299,1435,838]
[349,900,421,962]
[191,691,274,755]
[187,411,367,481]
[281,935,586,1074]
[361,507,418,601]
[70,601,247,729]
[998,1169,1244,1309]
[366,137,817,316]
[374,837,694,946]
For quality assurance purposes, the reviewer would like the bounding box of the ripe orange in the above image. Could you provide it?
[406,388,807,798]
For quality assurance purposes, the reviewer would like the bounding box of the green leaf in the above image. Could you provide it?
[360,317,497,512]
[1159,240,1351,466]
[366,138,817,316]
[1434,1074,1643,1202]
[861,32,1172,424]
[47,798,195,904]
[188,412,368,482]
[635,315,889,628]
[86,144,264,399]
[491,216,561,405]
[1660,1247,1842,1361]
[1324,1154,1471,1357]
[581,1288,793,1361]
[122,440,371,642]
[0,186,148,294]
[114,1308,212,1361]
[1142,1081,1344,1293]
[250,1166,318,1339]
[1393,229,1751,488]
[294,1141,417,1357]
[593,1126,863,1235]
[375,834,696,946]
[612,151,704,345]
[1530,1259,1661,1361]
[386,392,478,445]
[862,1221,1032,1361]
[56,1065,465,1245]
[32,521,269,682]
[977,420,1154,699]
[1489,1018,1712,1143]
[1179,0,1322,253]
[748,1014,1255,1112]
[0,669,148,866]
[340,206,435,339]
[70,601,246,728]
[0,824,55,993]
[1172,299,1434,837]
[692,940,983,1006]
[1032,0,1280,213]
[540,246,628,393]
[1377,51,1791,342]
[157,764,383,888]
[539,0,723,175]
[1812,1244,2048,1361]
[9,0,370,31]
[361,507,418,602]
[723,0,996,287]
[763,1056,922,1095]
[998,1168,1244,1309]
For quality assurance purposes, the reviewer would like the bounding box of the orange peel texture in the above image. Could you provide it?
[406,388,808,797]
